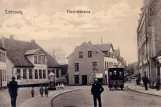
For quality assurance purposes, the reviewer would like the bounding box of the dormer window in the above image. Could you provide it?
[79,52,83,58]
[34,55,46,65]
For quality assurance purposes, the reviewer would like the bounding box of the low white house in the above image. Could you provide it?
[67,41,121,85]
[0,36,61,85]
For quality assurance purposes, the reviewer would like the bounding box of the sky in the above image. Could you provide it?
[0,0,143,63]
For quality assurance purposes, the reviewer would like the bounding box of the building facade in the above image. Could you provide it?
[0,47,7,88]
[137,0,161,86]
[67,42,124,85]
[0,36,61,85]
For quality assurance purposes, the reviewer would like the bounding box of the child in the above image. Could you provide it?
[31,87,35,97]
[39,86,44,97]
[45,87,49,97]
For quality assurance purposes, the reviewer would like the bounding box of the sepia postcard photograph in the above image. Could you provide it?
[0,0,161,107]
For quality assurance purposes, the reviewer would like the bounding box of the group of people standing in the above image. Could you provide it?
[136,72,160,90]
[31,86,49,97]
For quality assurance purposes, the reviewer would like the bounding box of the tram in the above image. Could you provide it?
[108,67,125,90]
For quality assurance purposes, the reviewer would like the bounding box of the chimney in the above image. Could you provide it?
[31,40,35,43]
[88,41,91,44]
[10,35,14,40]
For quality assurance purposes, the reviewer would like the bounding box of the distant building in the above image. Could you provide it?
[0,47,7,88]
[0,36,61,85]
[67,41,124,85]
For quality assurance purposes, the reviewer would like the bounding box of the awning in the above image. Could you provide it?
[95,73,103,78]
[49,72,55,76]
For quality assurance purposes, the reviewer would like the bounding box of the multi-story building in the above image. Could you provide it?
[137,0,161,86]
[67,41,124,85]
[0,47,7,88]
[0,36,61,85]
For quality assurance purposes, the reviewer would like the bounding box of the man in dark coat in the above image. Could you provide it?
[91,78,104,107]
[8,76,18,107]
[142,75,149,90]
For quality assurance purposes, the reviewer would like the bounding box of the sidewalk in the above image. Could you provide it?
[128,83,161,97]
[18,86,83,107]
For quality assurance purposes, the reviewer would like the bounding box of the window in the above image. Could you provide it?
[56,69,59,78]
[2,52,5,62]
[43,70,46,79]
[105,62,106,69]
[93,62,97,71]
[75,63,79,71]
[35,69,38,79]
[38,56,41,64]
[29,69,33,79]
[88,51,92,58]
[74,75,79,84]
[107,62,109,68]
[48,70,51,75]
[23,69,27,79]
[17,69,21,80]
[79,52,83,58]
[4,70,6,81]
[39,69,42,79]
[42,56,46,64]
[34,56,38,64]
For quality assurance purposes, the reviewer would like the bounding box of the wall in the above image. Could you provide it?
[6,57,14,83]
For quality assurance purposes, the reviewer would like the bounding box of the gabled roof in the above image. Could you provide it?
[1,37,60,67]
[68,42,114,58]
[88,43,105,56]
[25,49,40,55]
[93,43,113,52]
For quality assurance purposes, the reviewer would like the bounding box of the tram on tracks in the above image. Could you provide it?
[108,66,125,90]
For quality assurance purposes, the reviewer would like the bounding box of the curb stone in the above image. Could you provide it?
[50,89,81,107]
[127,85,161,97]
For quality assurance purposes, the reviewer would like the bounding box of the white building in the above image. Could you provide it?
[67,41,121,85]
[0,47,7,88]
[0,36,61,85]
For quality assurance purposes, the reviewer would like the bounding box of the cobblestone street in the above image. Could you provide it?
[52,86,161,107]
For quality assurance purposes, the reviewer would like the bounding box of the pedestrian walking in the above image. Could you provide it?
[142,75,149,90]
[91,78,104,107]
[45,87,49,97]
[155,76,160,90]
[8,76,18,107]
[39,86,44,97]
[31,87,35,97]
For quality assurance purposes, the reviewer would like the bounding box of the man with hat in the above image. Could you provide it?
[91,78,104,107]
[8,76,18,107]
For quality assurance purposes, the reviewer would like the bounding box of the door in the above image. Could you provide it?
[82,75,87,85]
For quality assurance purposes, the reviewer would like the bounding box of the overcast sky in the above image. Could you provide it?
[0,0,143,63]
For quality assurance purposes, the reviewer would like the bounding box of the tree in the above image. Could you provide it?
[52,47,67,64]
